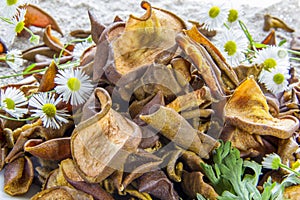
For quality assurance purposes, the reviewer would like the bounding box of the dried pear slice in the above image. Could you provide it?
[71,88,142,183]
[24,137,71,161]
[140,105,218,158]
[31,186,93,200]
[4,156,34,196]
[224,77,299,139]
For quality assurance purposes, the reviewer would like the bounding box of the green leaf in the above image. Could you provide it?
[200,162,219,185]
[218,191,240,200]
[243,160,262,186]
[261,177,277,200]
[24,63,37,73]
[197,193,208,200]
[281,174,300,187]
[253,42,267,49]
[245,182,262,200]
[278,39,287,47]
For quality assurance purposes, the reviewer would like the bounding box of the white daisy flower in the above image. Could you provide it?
[5,49,24,71]
[0,0,31,19]
[29,92,70,129]
[259,67,290,94]
[0,87,28,118]
[214,28,248,67]
[54,68,94,106]
[254,46,289,74]
[254,46,290,82]
[262,153,282,170]
[72,41,93,60]
[225,4,243,28]
[5,8,26,44]
[198,2,229,31]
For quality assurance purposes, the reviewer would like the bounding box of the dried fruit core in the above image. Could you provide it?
[263,58,277,71]
[224,40,237,56]
[67,77,81,92]
[209,6,220,19]
[42,103,57,118]
[228,9,238,23]
[273,73,285,84]
[4,98,15,110]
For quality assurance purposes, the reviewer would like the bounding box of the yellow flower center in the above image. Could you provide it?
[228,9,238,23]
[292,160,300,170]
[15,21,25,34]
[6,0,18,6]
[4,98,15,110]
[209,6,220,19]
[67,77,81,92]
[42,103,57,118]
[224,40,237,56]
[263,58,277,71]
[270,155,281,170]
[273,73,285,85]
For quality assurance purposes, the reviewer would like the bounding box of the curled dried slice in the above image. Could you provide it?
[140,105,218,158]
[93,1,186,84]
[4,156,34,196]
[24,137,71,161]
[61,159,114,200]
[138,170,179,200]
[112,1,185,76]
[224,77,299,139]
[181,171,218,200]
[23,4,63,36]
[71,88,142,183]
[31,186,93,200]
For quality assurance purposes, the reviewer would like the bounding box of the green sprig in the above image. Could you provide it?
[0,113,38,122]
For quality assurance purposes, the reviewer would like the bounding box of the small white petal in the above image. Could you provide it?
[72,41,93,60]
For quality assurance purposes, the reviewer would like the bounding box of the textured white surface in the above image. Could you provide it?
[0,0,299,199]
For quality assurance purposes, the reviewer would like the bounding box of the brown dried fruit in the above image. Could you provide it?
[23,4,63,36]
[140,105,218,158]
[24,137,71,161]
[4,156,34,196]
[263,14,294,32]
[224,77,299,139]
[138,170,179,200]
[71,88,142,183]
[31,186,93,200]
[284,184,300,200]
[43,25,71,55]
[61,159,114,200]
[181,171,218,200]
[93,1,185,84]
[38,61,58,92]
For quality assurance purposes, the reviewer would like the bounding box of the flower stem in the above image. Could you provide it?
[57,36,92,64]
[290,57,300,62]
[0,16,13,24]
[0,68,46,79]
[0,113,38,122]
[279,163,300,177]
[287,49,300,56]
[239,20,256,52]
